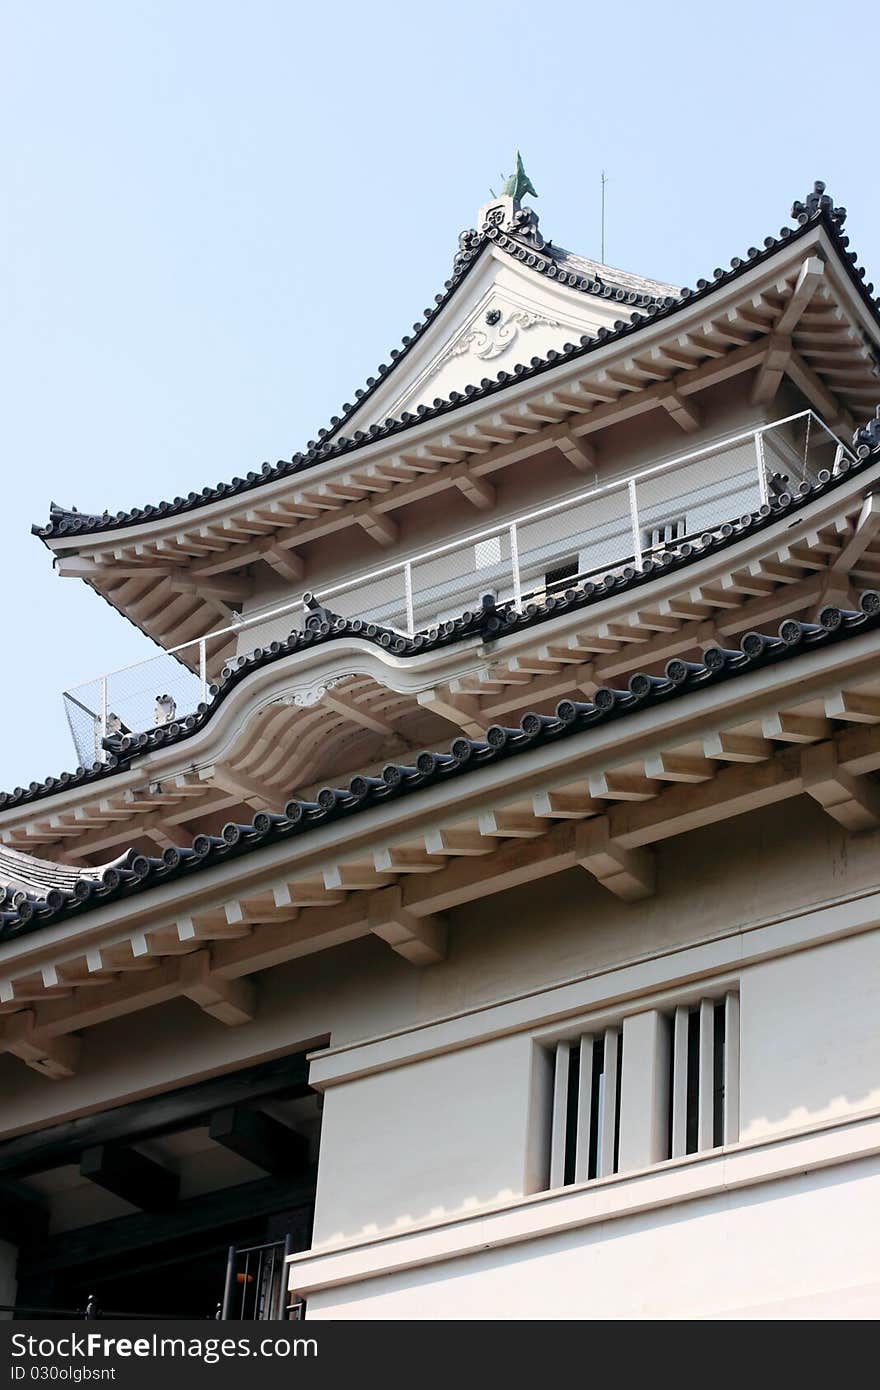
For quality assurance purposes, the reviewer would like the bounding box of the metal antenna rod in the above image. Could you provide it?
[600,169,608,265]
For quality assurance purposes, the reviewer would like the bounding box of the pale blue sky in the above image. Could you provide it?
[2,0,879,790]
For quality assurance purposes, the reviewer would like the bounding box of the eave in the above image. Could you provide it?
[5,438,880,862]
[35,210,880,659]
[3,595,880,1079]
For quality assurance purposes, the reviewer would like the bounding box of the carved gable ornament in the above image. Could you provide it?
[435,304,562,366]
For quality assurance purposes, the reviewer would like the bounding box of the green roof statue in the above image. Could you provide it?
[498,152,537,204]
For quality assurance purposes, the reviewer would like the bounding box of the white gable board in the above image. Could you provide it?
[342,243,678,435]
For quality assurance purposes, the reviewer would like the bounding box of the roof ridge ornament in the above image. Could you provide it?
[791,179,847,228]
[853,404,880,451]
[496,151,538,205]
[476,152,544,254]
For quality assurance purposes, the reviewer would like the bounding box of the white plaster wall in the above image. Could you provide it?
[312,1033,537,1246]
[306,923,880,1245]
[344,252,629,437]
[304,1157,880,1319]
[740,931,880,1141]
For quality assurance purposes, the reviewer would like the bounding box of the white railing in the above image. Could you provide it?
[61,411,851,765]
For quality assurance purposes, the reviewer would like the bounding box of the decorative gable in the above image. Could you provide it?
[344,236,677,433]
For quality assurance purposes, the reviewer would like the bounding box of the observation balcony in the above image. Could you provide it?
[61,411,851,766]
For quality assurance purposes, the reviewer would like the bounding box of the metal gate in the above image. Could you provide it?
[220,1238,304,1320]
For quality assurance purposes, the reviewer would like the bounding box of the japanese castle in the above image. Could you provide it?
[1,164,879,1319]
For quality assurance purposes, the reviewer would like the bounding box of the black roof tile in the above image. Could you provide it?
[2,583,879,942]
[7,435,880,816]
[33,185,877,543]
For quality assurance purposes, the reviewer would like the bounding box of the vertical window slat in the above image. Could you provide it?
[724,992,741,1144]
[574,1034,594,1183]
[671,1006,689,1158]
[598,1027,619,1177]
[542,988,740,1191]
[549,1040,571,1188]
[697,998,715,1151]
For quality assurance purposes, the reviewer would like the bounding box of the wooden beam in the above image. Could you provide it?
[403,822,579,916]
[19,1171,316,1277]
[658,389,702,433]
[356,508,399,547]
[424,828,492,857]
[259,542,306,583]
[532,789,600,819]
[703,730,771,763]
[323,862,393,891]
[761,712,830,744]
[56,556,169,581]
[451,468,496,510]
[643,752,714,783]
[322,690,396,737]
[824,690,880,725]
[831,494,880,576]
[567,339,768,438]
[588,770,659,801]
[373,845,445,874]
[80,1143,180,1212]
[0,1052,311,1179]
[777,256,826,335]
[0,1011,81,1079]
[203,763,279,809]
[208,1105,309,1176]
[551,428,598,474]
[178,950,257,1025]
[367,887,447,965]
[477,809,548,839]
[211,898,366,975]
[417,687,485,738]
[168,574,253,603]
[750,334,792,404]
[786,349,851,434]
[607,749,804,850]
[575,819,655,900]
[801,741,880,832]
[176,912,249,947]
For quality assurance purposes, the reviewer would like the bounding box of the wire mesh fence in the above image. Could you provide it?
[63,656,206,766]
[411,529,518,625]
[760,409,843,491]
[518,482,636,601]
[634,440,760,554]
[61,411,851,764]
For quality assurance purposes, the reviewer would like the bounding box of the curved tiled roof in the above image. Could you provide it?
[7,431,880,816]
[2,585,879,942]
[34,183,876,543]
[0,845,138,905]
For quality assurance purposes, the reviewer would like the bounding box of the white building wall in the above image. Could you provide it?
[293,836,880,1316]
[303,916,880,1271]
[303,1158,880,1319]
[3,799,880,1318]
[740,931,880,1141]
[312,1034,537,1245]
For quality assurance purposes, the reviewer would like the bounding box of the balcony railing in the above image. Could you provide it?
[61,411,851,766]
